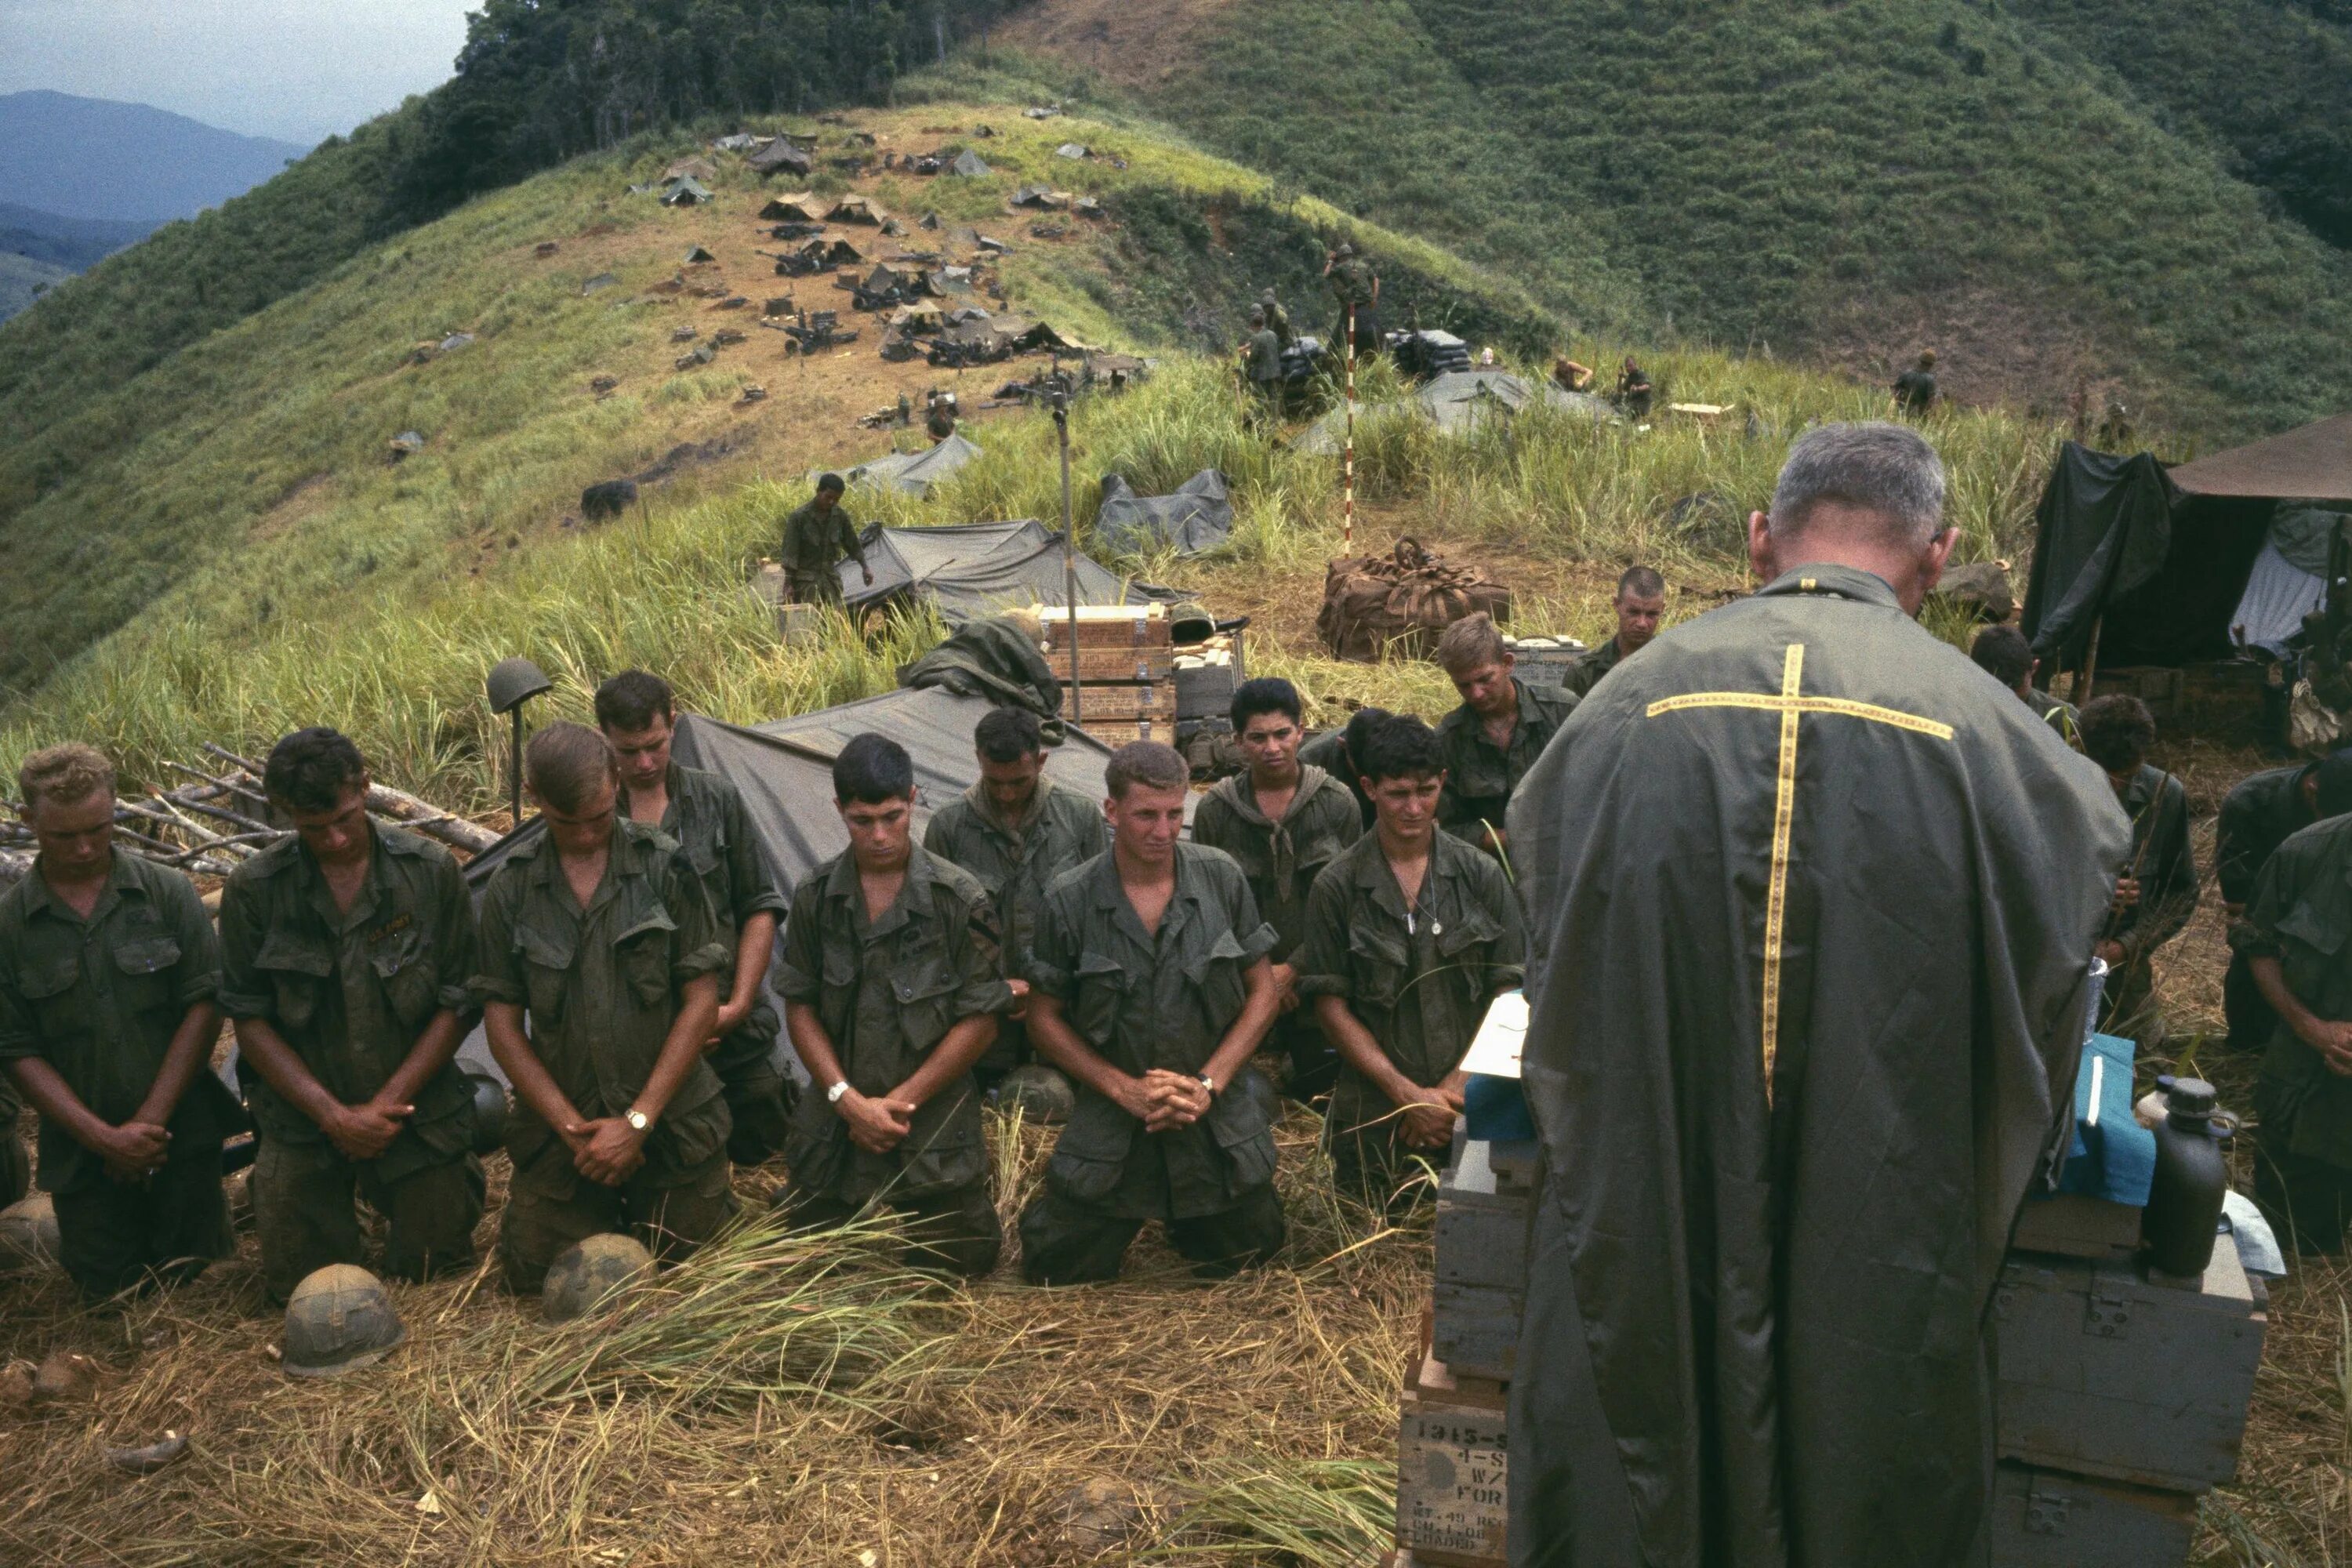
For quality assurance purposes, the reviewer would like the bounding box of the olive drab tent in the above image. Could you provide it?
[1095,470,1234,558]
[837,517,1179,623]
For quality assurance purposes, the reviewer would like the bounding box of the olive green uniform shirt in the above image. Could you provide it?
[1262,299,1294,347]
[1298,729,1376,830]
[1294,830,1526,1131]
[1028,843,1279,1220]
[1244,328,1282,385]
[1328,257,1377,309]
[219,826,479,1181]
[776,844,1011,1203]
[778,498,867,604]
[470,819,731,1189]
[922,776,1108,982]
[1563,635,1628,699]
[2236,814,2352,1168]
[0,853,236,1196]
[1436,677,1580,848]
[2109,763,2197,966]
[1191,765,1363,962]
[648,763,787,1074]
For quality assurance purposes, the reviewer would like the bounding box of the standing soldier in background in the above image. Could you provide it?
[1240,308,1284,420]
[1323,241,1381,359]
[1893,349,1940,416]
[1563,567,1667,697]
[1257,288,1294,348]
[1432,612,1578,858]
[1018,742,1285,1285]
[924,706,1108,1087]
[1296,716,1523,1205]
[0,744,235,1298]
[2216,752,2352,1052]
[472,723,733,1291]
[1192,678,1363,1102]
[596,670,793,1166]
[2078,695,2198,1043]
[221,728,485,1302]
[777,473,873,608]
[775,735,1009,1276]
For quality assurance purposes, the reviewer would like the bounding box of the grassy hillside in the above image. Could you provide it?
[989,0,2352,437]
[0,250,69,323]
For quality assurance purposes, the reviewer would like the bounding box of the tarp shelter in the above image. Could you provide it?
[949,149,993,176]
[844,432,985,499]
[750,140,814,178]
[827,196,882,224]
[1293,370,1613,455]
[2021,434,2352,672]
[662,177,713,206]
[841,518,1172,623]
[1096,470,1233,557]
[759,193,822,221]
[664,156,718,183]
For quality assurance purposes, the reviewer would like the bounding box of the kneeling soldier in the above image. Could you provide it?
[1297,716,1524,1204]
[223,728,486,1302]
[597,670,793,1166]
[474,723,734,1292]
[0,744,236,1298]
[1018,742,1285,1284]
[776,735,1009,1276]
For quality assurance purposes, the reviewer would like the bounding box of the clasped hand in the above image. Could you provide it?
[564,1116,648,1185]
[1122,1069,1211,1133]
[837,1087,918,1153]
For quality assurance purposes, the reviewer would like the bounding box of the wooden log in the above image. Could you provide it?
[200,744,499,855]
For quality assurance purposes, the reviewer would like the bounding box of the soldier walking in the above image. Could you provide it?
[778,474,873,608]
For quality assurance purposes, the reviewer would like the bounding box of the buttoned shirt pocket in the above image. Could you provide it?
[1184,930,1251,1027]
[888,946,962,1053]
[369,929,439,1031]
[898,1087,986,1196]
[1049,1094,1138,1203]
[16,951,85,1037]
[111,932,184,1018]
[613,910,679,1007]
[516,922,575,1025]
[1071,950,1127,1049]
[1207,1085,1277,1192]
[1436,912,1504,997]
[254,930,335,1031]
[1347,924,1410,1011]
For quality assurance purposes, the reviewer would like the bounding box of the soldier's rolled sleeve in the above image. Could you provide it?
[214,876,276,1019]
[1290,867,1353,1000]
[774,881,826,1003]
[662,858,729,985]
[725,792,789,922]
[950,898,1014,1019]
[1026,897,1078,1001]
[162,870,224,1011]
[1224,873,1279,965]
[430,855,481,1015]
[838,515,867,570]
[2231,851,2298,961]
[469,882,528,1007]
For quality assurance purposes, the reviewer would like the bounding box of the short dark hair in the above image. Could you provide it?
[1339,706,1392,766]
[1616,565,1665,601]
[833,732,914,804]
[975,706,1044,764]
[1105,741,1189,800]
[2078,695,2156,773]
[1969,624,2034,689]
[264,728,368,814]
[1229,677,1302,733]
[815,472,845,495]
[1357,714,1446,784]
[593,670,674,733]
[526,722,619,815]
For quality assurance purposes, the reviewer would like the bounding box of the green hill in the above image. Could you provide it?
[990,0,2352,435]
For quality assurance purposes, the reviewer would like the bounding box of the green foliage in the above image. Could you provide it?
[990,0,2352,437]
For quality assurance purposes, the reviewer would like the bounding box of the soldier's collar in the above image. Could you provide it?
[27,851,140,920]
[1755,562,1902,608]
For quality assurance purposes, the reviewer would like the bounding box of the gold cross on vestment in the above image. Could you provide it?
[1645,640,1955,1102]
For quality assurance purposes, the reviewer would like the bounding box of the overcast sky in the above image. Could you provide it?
[0,0,475,145]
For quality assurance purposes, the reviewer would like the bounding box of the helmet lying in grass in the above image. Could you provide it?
[466,1072,509,1156]
[281,1264,406,1378]
[995,1063,1075,1125]
[543,1232,654,1324]
[0,1192,60,1274]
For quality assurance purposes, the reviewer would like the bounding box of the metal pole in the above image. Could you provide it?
[509,708,524,829]
[1343,302,1356,553]
[1055,392,1081,728]
[2078,614,2106,707]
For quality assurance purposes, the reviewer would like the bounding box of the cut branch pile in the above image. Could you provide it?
[0,743,495,887]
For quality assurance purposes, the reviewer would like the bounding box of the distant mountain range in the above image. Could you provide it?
[0,90,306,221]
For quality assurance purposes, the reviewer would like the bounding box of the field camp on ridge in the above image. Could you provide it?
[7,2,2352,1564]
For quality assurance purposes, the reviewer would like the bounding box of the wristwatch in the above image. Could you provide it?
[827,1080,851,1105]
[625,1109,651,1134]
[1198,1073,1218,1098]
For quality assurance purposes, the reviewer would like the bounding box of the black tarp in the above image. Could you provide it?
[1095,470,1233,557]
[2020,442,2274,670]
[840,517,1174,623]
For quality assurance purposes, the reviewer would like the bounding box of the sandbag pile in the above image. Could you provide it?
[1316,539,1512,662]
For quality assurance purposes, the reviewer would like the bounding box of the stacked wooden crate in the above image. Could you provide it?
[1034,604,1176,742]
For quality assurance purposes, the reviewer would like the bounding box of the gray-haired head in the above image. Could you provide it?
[1766,422,1947,548]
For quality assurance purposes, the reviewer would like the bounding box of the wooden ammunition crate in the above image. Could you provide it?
[1175,657,1238,720]
[1994,1240,2265,1492]
[1067,717,1167,745]
[1435,1146,1534,1294]
[1397,1342,1510,1568]
[1050,646,1177,683]
[1061,682,1171,722]
[1987,1461,2195,1567]
[1028,604,1173,650]
[1430,1280,1522,1383]
[2011,1192,2143,1263]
